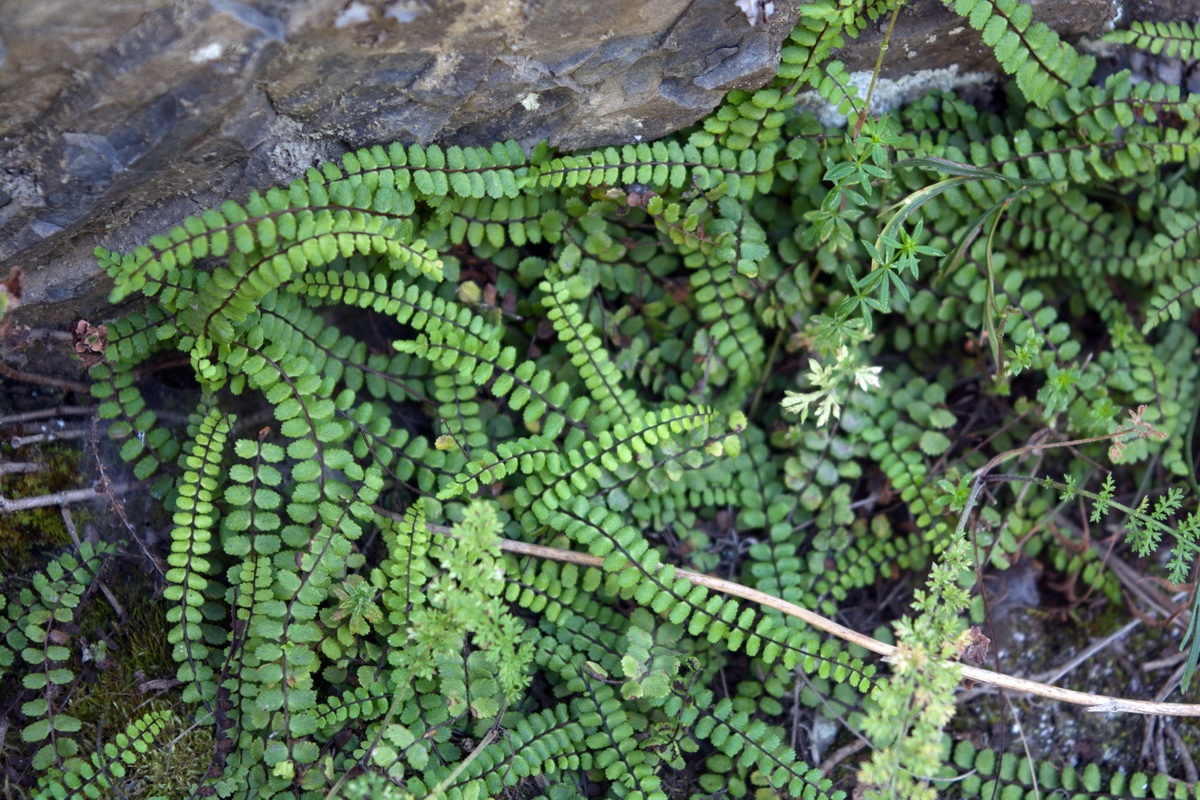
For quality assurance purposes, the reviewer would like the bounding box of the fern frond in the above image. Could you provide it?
[691,690,839,800]
[1105,19,1200,59]
[164,401,233,709]
[16,542,114,772]
[947,739,1200,799]
[943,0,1094,107]
[32,710,172,800]
[1144,260,1200,331]
[540,278,644,423]
[90,360,179,483]
[336,140,529,200]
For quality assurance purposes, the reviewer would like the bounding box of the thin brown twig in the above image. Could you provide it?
[0,360,90,393]
[1143,657,1193,765]
[61,506,124,617]
[1165,722,1199,783]
[1106,554,1191,630]
[0,482,139,512]
[402,517,1200,717]
[819,739,868,778]
[1143,652,1188,672]
[0,405,95,425]
[1155,719,1171,779]
[1005,693,1041,800]
[87,416,167,581]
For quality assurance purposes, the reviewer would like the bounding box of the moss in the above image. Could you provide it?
[73,584,189,741]
[0,444,86,574]
[124,716,214,800]
[68,588,177,726]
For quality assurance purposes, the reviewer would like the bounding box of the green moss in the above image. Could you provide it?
[125,716,213,800]
[68,588,178,726]
[0,444,85,573]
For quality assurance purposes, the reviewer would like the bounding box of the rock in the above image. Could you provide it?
[817,0,1119,118]
[0,0,804,330]
[0,0,1196,335]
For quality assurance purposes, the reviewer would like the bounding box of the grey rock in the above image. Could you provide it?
[0,0,802,331]
[829,0,1116,78]
[694,32,773,91]
[0,0,1197,338]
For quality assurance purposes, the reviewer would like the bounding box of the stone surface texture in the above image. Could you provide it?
[831,0,1116,77]
[0,0,1189,333]
[0,0,802,328]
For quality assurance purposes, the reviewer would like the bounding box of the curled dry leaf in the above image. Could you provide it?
[71,318,108,366]
[961,626,991,665]
[957,626,992,689]
[0,265,22,336]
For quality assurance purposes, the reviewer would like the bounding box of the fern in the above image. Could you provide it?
[6,4,1200,799]
[946,738,1200,798]
[13,543,114,772]
[1105,19,1200,60]
[33,710,173,800]
[943,0,1095,107]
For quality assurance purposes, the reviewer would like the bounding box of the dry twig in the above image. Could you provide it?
[0,405,94,425]
[0,482,138,512]
[0,360,90,393]
[373,515,1200,717]
[10,428,88,448]
[60,506,123,617]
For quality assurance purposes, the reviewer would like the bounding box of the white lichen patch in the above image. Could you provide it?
[384,0,427,24]
[190,42,225,63]
[736,0,777,26]
[520,92,541,111]
[265,115,333,183]
[0,170,45,208]
[334,1,371,28]
[799,65,992,127]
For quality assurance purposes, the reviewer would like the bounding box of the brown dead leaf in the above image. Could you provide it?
[957,626,991,689]
[961,626,991,665]
[71,318,108,366]
[0,266,22,336]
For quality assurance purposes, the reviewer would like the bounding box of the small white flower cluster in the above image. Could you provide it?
[780,346,882,427]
